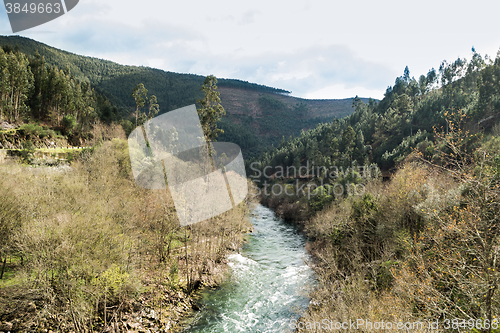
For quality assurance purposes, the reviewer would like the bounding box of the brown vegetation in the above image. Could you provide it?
[293,119,500,332]
[0,133,252,332]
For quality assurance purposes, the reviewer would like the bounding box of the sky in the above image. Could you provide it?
[1,0,500,100]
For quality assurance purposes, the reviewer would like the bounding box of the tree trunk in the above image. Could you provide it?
[0,255,7,279]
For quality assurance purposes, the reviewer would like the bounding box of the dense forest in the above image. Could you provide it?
[0,36,292,111]
[0,45,123,151]
[253,49,500,332]
[0,36,358,158]
[250,48,493,179]
[218,96,344,157]
[0,48,99,127]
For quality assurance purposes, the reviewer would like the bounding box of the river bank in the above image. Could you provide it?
[179,204,315,333]
[0,140,254,332]
[0,208,253,333]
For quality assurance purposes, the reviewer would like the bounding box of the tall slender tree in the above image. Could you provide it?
[131,83,159,127]
[197,75,225,142]
[132,83,147,128]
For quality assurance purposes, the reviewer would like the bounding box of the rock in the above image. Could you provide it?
[0,121,15,130]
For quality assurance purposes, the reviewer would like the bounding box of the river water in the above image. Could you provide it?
[183,204,315,332]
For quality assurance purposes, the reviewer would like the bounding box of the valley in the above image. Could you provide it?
[1,33,500,333]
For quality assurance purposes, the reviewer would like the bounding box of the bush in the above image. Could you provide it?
[18,124,55,139]
[310,185,334,211]
[0,139,252,330]
[19,140,35,162]
[62,114,76,135]
[19,123,43,137]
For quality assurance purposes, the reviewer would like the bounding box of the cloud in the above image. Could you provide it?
[13,0,396,99]
[206,15,235,23]
[237,10,260,25]
[32,10,206,70]
[185,45,395,99]
[24,5,388,97]
[206,10,260,26]
[30,13,393,99]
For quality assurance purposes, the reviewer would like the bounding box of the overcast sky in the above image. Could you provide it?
[1,0,500,100]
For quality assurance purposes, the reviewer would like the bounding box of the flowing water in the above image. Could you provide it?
[183,204,315,332]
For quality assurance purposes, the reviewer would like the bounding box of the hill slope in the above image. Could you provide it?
[217,86,370,156]
[0,35,367,156]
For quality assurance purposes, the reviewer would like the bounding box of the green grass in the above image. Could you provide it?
[0,256,25,288]
[0,128,17,134]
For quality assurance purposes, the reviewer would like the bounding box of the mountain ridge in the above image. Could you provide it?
[0,35,372,156]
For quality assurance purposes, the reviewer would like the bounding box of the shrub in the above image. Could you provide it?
[19,123,43,137]
[310,185,334,211]
[62,114,76,135]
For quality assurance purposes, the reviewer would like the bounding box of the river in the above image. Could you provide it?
[183,204,315,332]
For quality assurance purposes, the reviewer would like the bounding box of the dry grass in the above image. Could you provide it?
[297,161,495,332]
[0,138,252,332]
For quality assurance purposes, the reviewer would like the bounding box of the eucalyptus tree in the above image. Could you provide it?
[196,75,226,142]
[131,83,159,127]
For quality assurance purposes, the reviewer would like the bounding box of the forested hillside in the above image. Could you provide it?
[0,36,361,157]
[217,88,368,157]
[0,46,119,149]
[250,48,492,178]
[0,36,295,112]
[252,49,500,331]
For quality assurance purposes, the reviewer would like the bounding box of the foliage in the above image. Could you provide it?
[18,123,52,138]
[309,185,334,211]
[297,114,500,331]
[197,75,225,142]
[0,47,120,145]
[62,114,76,135]
[131,83,159,127]
[217,78,290,94]
[252,48,500,177]
[0,140,252,331]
